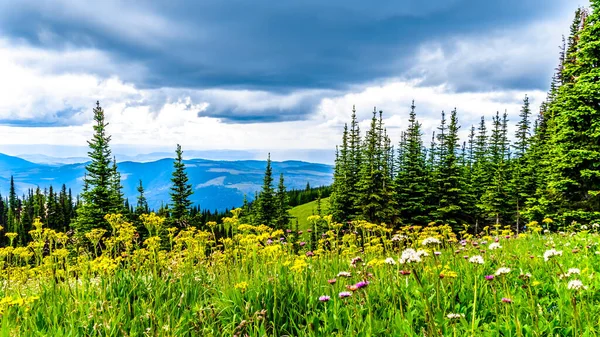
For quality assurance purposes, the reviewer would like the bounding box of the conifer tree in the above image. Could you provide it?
[170,144,193,223]
[481,112,511,225]
[75,101,115,232]
[7,176,17,233]
[395,101,429,225]
[357,109,388,223]
[546,4,600,223]
[510,96,532,232]
[255,154,277,226]
[109,157,125,214]
[136,180,149,215]
[431,109,466,228]
[274,173,291,229]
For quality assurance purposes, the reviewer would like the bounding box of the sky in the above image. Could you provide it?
[0,0,589,164]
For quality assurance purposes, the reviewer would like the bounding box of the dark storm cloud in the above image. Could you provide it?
[0,0,569,92]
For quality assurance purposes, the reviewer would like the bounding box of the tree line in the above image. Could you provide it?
[329,6,600,231]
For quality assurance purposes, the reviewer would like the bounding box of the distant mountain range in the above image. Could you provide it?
[0,153,333,211]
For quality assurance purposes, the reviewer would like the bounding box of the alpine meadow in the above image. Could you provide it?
[1,1,600,337]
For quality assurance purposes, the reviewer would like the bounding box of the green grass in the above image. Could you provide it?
[289,197,329,230]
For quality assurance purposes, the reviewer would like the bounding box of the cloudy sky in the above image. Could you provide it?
[0,0,588,163]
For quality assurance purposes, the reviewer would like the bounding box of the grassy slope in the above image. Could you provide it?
[288,197,330,230]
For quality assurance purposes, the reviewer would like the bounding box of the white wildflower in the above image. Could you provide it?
[385,257,396,265]
[337,271,352,278]
[495,267,511,276]
[422,237,441,246]
[488,242,502,250]
[399,248,422,264]
[566,268,581,277]
[469,255,484,265]
[567,279,588,290]
[543,249,563,262]
[446,313,465,320]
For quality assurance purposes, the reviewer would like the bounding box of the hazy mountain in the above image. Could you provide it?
[0,153,333,211]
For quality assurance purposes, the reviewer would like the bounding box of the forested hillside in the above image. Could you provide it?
[328,7,599,231]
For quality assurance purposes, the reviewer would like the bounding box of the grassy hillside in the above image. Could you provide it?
[289,197,330,230]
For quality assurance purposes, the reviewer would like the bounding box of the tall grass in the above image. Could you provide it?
[1,214,599,336]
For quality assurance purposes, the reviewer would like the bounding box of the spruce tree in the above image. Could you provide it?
[255,154,277,226]
[431,108,466,228]
[274,173,291,229]
[546,4,600,223]
[481,112,511,225]
[395,101,430,226]
[75,101,114,232]
[109,157,125,215]
[510,96,532,232]
[136,180,149,215]
[170,144,194,223]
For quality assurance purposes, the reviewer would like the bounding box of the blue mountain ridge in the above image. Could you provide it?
[0,153,333,211]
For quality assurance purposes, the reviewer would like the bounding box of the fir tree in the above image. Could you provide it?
[546,4,600,223]
[255,154,277,226]
[135,180,149,215]
[395,101,430,226]
[170,144,193,223]
[274,173,291,229]
[431,108,466,228]
[510,95,532,232]
[75,101,115,232]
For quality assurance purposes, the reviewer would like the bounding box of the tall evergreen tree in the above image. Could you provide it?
[75,101,115,232]
[274,173,291,229]
[170,144,194,223]
[395,101,430,226]
[510,96,532,232]
[546,4,600,223]
[431,108,466,228]
[255,154,277,226]
[136,180,149,215]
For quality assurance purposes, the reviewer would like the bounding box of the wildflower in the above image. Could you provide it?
[338,291,352,298]
[399,248,422,264]
[384,257,396,265]
[299,241,306,246]
[543,249,563,262]
[346,285,358,291]
[488,242,502,250]
[485,275,495,281]
[519,273,532,280]
[592,223,599,229]
[318,295,331,302]
[581,225,588,230]
[350,257,363,266]
[355,280,369,289]
[306,251,315,257]
[446,313,465,320]
[234,282,249,292]
[469,255,484,264]
[328,279,337,284]
[266,239,273,245]
[567,280,588,290]
[434,251,441,256]
[337,271,352,278]
[495,267,511,276]
[422,237,441,246]
[399,270,411,275]
[501,298,512,303]
[392,234,408,242]
[566,268,581,277]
